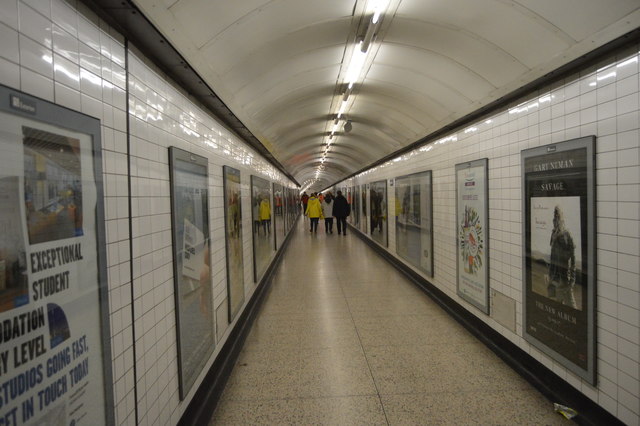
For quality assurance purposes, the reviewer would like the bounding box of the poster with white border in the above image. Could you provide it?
[0,85,113,425]
[455,158,489,314]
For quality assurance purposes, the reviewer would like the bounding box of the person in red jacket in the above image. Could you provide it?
[301,192,309,214]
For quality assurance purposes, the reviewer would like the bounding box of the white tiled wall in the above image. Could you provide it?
[1,0,136,424]
[0,1,296,425]
[126,48,293,425]
[340,46,640,425]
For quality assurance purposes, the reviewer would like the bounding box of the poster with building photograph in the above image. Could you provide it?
[395,170,433,277]
[522,137,596,385]
[223,166,244,323]
[455,159,489,314]
[0,85,113,424]
[169,147,215,399]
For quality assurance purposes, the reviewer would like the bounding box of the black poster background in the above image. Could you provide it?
[524,147,590,371]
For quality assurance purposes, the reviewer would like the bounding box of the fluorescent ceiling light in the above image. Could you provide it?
[369,0,389,23]
[337,100,348,117]
[346,43,367,85]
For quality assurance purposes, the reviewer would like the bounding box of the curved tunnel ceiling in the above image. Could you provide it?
[133,0,640,191]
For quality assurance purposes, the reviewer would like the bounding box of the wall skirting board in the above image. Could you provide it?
[348,223,624,426]
[178,216,299,426]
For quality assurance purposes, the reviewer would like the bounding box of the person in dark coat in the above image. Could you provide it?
[332,190,350,235]
[301,192,309,213]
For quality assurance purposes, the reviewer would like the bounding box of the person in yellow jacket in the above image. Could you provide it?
[259,195,271,234]
[305,193,323,233]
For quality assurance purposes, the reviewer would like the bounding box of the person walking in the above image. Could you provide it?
[321,192,334,234]
[301,192,309,213]
[333,190,350,235]
[305,192,322,233]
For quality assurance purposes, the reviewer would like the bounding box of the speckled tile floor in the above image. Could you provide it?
[210,220,570,425]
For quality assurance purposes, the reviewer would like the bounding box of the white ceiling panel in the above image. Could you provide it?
[132,0,640,190]
[225,23,350,91]
[398,0,574,66]
[374,44,496,99]
[384,19,529,86]
[515,0,640,40]
[198,0,354,75]
[236,52,342,107]
[168,0,270,48]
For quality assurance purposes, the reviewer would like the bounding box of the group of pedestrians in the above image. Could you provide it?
[302,190,350,235]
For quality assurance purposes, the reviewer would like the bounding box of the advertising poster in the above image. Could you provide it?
[360,185,367,233]
[353,186,360,227]
[346,187,353,224]
[251,176,273,283]
[0,86,113,424]
[395,171,433,277]
[522,137,596,384]
[455,159,489,314]
[223,166,244,323]
[370,180,388,247]
[274,184,284,249]
[169,147,214,399]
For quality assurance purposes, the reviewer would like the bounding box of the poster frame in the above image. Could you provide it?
[455,158,490,314]
[0,84,114,424]
[395,170,434,277]
[361,184,367,233]
[250,175,273,283]
[222,165,244,323]
[273,183,282,250]
[369,180,388,247]
[521,136,597,385]
[168,146,215,400]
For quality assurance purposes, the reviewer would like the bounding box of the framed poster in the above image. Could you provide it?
[274,184,284,249]
[455,158,489,314]
[284,187,290,231]
[395,171,434,277]
[169,147,215,399]
[360,184,367,233]
[0,85,114,424]
[251,176,273,282]
[353,185,360,227]
[522,137,596,384]
[370,180,388,247]
[222,166,244,322]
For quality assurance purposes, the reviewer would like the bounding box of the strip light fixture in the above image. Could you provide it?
[314,0,389,182]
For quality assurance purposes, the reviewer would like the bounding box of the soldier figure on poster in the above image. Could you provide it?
[547,206,577,309]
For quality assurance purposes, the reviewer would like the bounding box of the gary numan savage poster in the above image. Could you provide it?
[522,136,596,385]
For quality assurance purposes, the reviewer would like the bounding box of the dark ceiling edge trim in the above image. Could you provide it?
[327,27,640,189]
[79,0,300,187]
